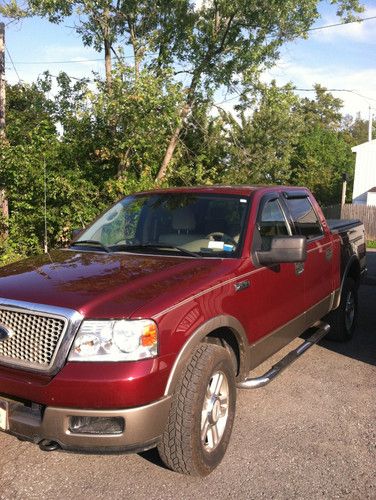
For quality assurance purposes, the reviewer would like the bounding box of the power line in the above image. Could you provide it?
[7,14,376,66]
[12,54,136,65]
[214,94,241,106]
[214,87,376,108]
[5,46,21,82]
[295,88,376,106]
[12,58,103,65]
[307,15,376,32]
[47,73,92,81]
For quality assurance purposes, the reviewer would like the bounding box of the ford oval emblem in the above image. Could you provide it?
[0,324,14,341]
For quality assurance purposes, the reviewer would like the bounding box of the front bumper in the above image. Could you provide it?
[0,395,171,453]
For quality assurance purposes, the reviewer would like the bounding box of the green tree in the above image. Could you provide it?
[290,86,356,204]
[222,82,303,184]
[290,125,353,205]
[1,0,364,178]
[152,0,363,180]
[0,67,188,262]
[299,84,344,130]
[0,1,160,86]
[343,113,374,146]
[169,102,229,186]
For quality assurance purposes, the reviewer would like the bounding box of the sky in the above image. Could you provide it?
[1,1,376,120]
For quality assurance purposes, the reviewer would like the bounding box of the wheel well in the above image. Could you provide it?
[346,259,361,288]
[205,327,241,376]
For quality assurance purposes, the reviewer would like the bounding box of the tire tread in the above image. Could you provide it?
[158,344,234,475]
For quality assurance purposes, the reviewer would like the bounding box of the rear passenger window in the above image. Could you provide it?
[286,197,323,239]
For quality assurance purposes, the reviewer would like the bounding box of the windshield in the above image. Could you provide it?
[74,192,250,257]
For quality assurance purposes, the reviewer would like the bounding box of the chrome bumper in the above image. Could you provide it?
[0,395,171,452]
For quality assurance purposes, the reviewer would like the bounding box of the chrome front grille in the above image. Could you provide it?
[0,307,68,371]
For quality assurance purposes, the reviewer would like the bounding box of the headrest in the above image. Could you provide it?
[172,207,196,231]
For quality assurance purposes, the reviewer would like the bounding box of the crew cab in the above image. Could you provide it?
[0,186,366,476]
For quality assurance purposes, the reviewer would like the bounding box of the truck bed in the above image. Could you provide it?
[327,219,363,234]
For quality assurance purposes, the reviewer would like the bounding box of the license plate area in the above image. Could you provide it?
[0,399,9,431]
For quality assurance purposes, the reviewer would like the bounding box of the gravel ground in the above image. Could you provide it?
[0,252,375,500]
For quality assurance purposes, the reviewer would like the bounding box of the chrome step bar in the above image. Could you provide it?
[238,322,330,389]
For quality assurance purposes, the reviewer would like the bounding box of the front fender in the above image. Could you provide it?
[164,315,249,396]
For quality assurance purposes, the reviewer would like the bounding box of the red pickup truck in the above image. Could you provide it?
[0,186,366,476]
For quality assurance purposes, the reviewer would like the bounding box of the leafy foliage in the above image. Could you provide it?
[0,72,367,264]
[0,0,367,263]
[0,0,364,177]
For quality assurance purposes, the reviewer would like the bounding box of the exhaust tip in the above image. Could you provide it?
[39,439,60,452]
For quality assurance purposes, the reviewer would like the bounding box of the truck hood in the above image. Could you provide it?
[0,250,230,318]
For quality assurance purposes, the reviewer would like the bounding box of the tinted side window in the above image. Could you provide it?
[286,197,323,239]
[258,199,290,250]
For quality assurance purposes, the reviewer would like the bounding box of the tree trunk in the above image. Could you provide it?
[127,18,140,81]
[102,7,112,88]
[117,148,131,177]
[0,188,9,242]
[155,72,200,182]
[104,38,112,88]
[0,22,9,238]
[155,104,191,182]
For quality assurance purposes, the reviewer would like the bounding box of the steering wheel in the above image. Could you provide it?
[206,232,237,245]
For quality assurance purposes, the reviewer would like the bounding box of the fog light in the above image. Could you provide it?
[69,416,125,435]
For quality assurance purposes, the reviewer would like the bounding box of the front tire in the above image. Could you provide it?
[158,344,236,476]
[326,277,358,341]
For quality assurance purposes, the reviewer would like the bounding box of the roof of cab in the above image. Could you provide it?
[136,185,307,197]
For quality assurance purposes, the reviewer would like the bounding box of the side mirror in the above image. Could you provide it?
[71,228,84,241]
[256,236,307,266]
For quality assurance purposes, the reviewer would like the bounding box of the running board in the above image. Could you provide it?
[237,322,330,389]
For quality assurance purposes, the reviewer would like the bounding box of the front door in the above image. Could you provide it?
[246,194,306,368]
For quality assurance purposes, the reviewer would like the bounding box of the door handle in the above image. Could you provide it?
[234,280,250,292]
[295,263,305,276]
[325,247,333,261]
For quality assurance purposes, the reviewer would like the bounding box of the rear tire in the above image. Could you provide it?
[326,277,358,341]
[158,344,236,476]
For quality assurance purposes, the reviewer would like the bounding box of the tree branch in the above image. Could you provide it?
[216,13,237,55]
[174,69,194,76]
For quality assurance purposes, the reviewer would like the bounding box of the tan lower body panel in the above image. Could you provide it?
[247,294,335,371]
[2,395,171,452]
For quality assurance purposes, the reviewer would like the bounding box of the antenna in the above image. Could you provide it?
[44,157,48,253]
[369,106,373,142]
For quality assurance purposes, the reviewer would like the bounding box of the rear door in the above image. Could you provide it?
[282,192,334,323]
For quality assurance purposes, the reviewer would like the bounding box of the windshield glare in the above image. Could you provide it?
[76,193,249,257]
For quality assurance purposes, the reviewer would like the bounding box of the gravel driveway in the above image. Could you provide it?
[0,252,375,500]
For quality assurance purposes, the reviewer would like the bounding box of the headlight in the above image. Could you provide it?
[68,319,158,362]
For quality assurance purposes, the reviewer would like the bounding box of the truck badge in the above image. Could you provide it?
[0,324,14,341]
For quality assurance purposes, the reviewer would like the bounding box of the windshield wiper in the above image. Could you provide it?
[70,240,111,253]
[116,243,201,258]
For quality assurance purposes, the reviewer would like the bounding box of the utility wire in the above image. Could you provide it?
[7,14,376,65]
[214,87,376,108]
[12,54,136,64]
[12,57,103,64]
[47,73,91,81]
[5,46,21,82]
[307,15,376,32]
[295,88,376,106]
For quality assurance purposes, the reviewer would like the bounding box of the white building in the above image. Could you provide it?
[352,139,376,205]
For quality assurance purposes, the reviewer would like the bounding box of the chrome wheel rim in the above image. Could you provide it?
[201,371,229,452]
[345,290,355,331]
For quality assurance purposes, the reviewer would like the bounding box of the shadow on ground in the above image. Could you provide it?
[320,283,376,367]
[138,448,170,471]
[320,250,376,366]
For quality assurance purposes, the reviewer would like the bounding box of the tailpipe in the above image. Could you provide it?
[39,439,61,452]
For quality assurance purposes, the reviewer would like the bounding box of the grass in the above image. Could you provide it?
[367,240,376,249]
